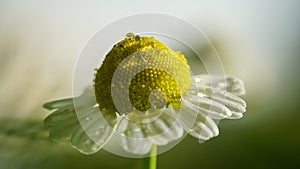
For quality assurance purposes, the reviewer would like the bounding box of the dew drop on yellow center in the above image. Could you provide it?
[94,34,191,114]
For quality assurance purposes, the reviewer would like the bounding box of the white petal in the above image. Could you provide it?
[204,117,219,136]
[45,103,80,141]
[43,98,73,110]
[212,91,247,110]
[198,88,246,112]
[192,74,246,96]
[70,108,115,155]
[70,126,101,155]
[186,75,247,119]
[188,114,219,143]
[227,112,244,119]
[44,104,78,128]
[143,108,184,145]
[117,117,152,155]
[182,96,231,119]
[176,102,198,132]
[49,120,79,141]
[44,86,114,154]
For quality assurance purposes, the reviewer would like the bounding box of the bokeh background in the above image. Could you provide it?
[0,0,299,169]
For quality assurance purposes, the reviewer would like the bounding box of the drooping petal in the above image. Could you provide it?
[192,74,246,96]
[44,103,80,141]
[186,74,247,119]
[70,108,115,155]
[48,119,79,142]
[182,95,232,119]
[44,87,116,154]
[188,114,219,143]
[181,74,246,142]
[227,112,244,119]
[142,108,184,146]
[73,86,98,110]
[43,98,73,110]
[70,125,101,154]
[44,104,77,128]
[117,116,152,155]
[175,102,198,132]
[196,87,246,116]
[211,90,247,112]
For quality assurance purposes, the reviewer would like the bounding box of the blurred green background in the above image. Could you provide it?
[0,0,299,169]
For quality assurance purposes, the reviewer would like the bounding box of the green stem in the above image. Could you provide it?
[144,144,157,169]
[149,145,157,169]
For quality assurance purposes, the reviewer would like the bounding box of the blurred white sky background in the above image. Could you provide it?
[0,0,299,119]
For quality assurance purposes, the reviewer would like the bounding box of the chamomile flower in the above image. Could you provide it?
[43,34,246,155]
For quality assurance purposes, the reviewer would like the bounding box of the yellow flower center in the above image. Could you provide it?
[94,34,191,114]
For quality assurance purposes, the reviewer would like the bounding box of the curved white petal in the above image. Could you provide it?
[48,119,79,142]
[181,74,247,143]
[117,117,152,155]
[143,108,184,145]
[176,101,198,132]
[70,108,115,155]
[188,114,219,143]
[179,96,227,139]
[70,126,101,154]
[227,112,244,119]
[44,87,115,154]
[44,104,78,128]
[192,74,246,96]
[45,103,80,141]
[43,98,73,110]
[182,95,231,119]
[186,74,247,119]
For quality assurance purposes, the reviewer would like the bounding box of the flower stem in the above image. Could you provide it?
[144,144,157,169]
[149,144,157,169]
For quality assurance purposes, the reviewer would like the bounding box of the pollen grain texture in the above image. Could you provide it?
[94,34,191,114]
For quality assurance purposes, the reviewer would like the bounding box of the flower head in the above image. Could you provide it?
[43,33,246,155]
[95,33,191,113]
